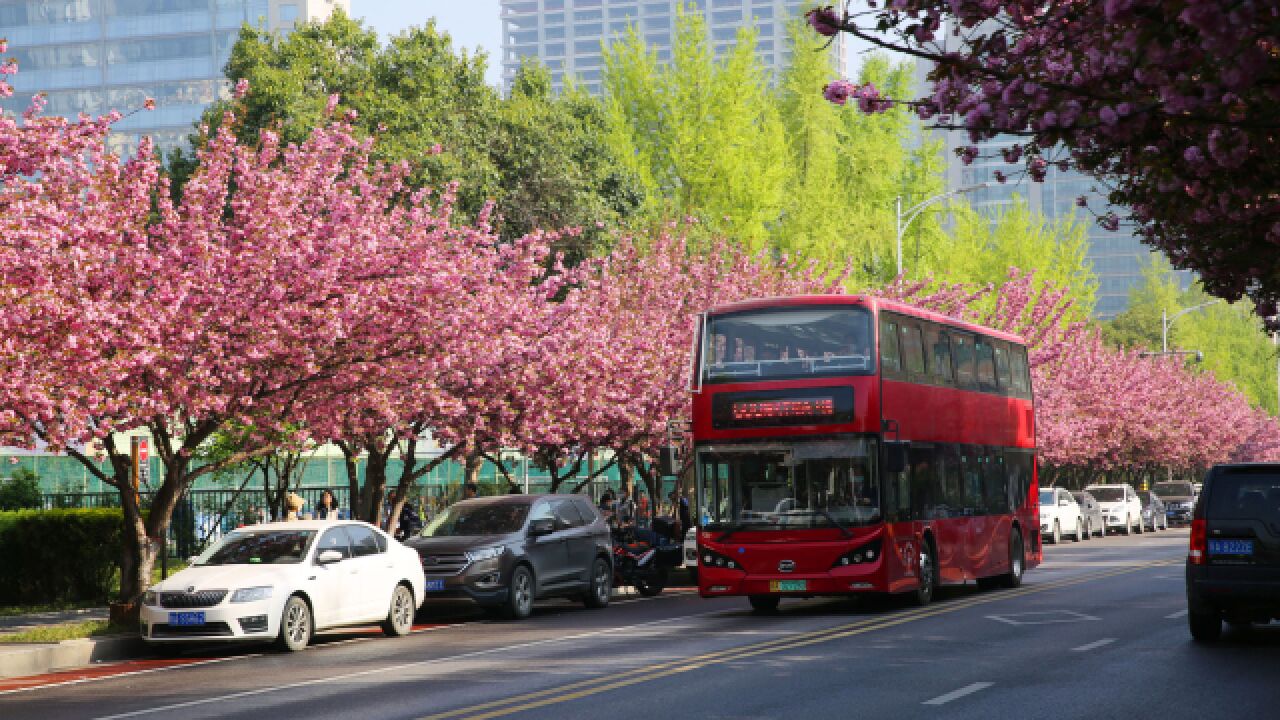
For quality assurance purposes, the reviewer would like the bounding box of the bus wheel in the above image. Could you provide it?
[1002,529,1024,589]
[912,542,937,606]
[749,595,780,613]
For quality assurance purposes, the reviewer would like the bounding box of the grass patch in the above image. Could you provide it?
[0,620,133,643]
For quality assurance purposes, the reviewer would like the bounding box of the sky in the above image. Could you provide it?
[355,1,505,87]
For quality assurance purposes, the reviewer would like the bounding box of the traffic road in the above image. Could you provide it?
[4,528,1278,720]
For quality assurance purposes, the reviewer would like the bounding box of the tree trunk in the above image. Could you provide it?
[464,453,483,487]
[361,443,392,527]
[339,442,363,521]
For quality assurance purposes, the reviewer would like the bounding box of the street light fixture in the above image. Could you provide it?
[895,182,993,277]
[1161,300,1220,353]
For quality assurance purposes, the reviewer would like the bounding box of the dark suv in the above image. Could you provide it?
[406,494,613,620]
[1186,464,1280,641]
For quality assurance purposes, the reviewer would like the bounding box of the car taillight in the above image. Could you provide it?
[1189,518,1207,565]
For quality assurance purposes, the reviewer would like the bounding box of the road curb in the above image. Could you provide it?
[0,634,144,680]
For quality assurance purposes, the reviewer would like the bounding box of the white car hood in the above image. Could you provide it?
[153,563,297,593]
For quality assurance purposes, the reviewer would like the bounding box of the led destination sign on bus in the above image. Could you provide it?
[731,398,835,421]
[712,387,855,429]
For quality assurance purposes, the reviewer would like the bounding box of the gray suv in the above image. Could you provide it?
[406,494,613,620]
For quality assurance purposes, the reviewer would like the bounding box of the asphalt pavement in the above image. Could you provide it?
[3,528,1277,720]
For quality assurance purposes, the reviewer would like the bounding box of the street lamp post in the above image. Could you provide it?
[1161,300,1220,353]
[895,182,993,277]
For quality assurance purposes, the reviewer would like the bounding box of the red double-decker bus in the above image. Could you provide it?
[689,295,1040,611]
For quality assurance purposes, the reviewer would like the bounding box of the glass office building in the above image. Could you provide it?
[500,0,846,96]
[0,0,349,156]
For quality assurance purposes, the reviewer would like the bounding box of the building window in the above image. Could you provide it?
[506,1,539,13]
[575,22,603,36]
[576,0,603,7]
[574,39,600,54]
[544,12,565,24]
[279,3,299,23]
[545,42,566,56]
[643,2,668,14]
[752,6,773,20]
[712,9,740,23]
[643,16,667,30]
[712,26,737,41]
[578,68,602,81]
[509,30,539,44]
[608,5,637,19]
[545,26,565,40]
[544,0,565,8]
[574,9,603,21]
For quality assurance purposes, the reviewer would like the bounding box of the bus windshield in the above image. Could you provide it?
[697,439,880,531]
[703,306,874,383]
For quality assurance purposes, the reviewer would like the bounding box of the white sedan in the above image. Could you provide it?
[140,520,425,651]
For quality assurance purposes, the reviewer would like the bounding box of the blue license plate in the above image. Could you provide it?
[424,579,446,592]
[168,611,205,626]
[1208,539,1254,556]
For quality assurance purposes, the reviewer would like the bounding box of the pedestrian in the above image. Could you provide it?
[617,481,636,528]
[315,489,338,520]
[397,500,423,540]
[463,482,479,500]
[283,492,304,521]
[676,490,691,536]
[507,482,522,494]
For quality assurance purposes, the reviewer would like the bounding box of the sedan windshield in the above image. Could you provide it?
[196,530,316,566]
[1153,482,1194,498]
[1088,487,1125,502]
[423,503,530,537]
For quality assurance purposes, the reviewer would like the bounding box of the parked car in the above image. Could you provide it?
[406,494,613,620]
[1152,481,1197,526]
[1040,487,1086,543]
[140,520,425,652]
[1186,463,1280,641]
[1085,483,1143,535]
[1073,491,1106,538]
[1140,491,1169,531]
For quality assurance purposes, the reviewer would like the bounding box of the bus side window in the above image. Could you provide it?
[901,323,926,377]
[1009,346,1031,398]
[952,334,976,387]
[880,318,901,376]
[962,447,985,514]
[984,449,1009,514]
[993,341,1013,392]
[924,324,953,385]
[975,338,997,390]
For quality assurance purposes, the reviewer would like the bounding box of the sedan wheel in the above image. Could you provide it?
[1124,515,1133,536]
[1082,520,1091,541]
[1050,520,1060,545]
[381,584,415,637]
[1074,520,1084,543]
[276,595,312,652]
[504,565,535,620]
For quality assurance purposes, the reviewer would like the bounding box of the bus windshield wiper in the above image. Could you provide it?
[811,510,853,538]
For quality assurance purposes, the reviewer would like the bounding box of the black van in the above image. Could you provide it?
[1186,464,1280,641]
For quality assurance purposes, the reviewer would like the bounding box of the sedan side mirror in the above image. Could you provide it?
[528,518,556,538]
[316,549,344,565]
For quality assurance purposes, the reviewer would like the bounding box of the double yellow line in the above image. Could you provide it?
[420,559,1178,720]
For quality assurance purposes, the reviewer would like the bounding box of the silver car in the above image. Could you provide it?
[1073,491,1106,538]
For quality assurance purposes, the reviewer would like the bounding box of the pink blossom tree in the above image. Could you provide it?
[808,2,1280,322]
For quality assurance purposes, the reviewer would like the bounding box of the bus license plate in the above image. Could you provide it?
[770,580,807,592]
[168,612,205,626]
[424,579,446,592]
[1208,539,1254,556]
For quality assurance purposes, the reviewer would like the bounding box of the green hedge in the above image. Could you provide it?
[0,509,122,605]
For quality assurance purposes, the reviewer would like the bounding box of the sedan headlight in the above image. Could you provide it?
[230,586,274,603]
[466,547,503,562]
[143,590,158,606]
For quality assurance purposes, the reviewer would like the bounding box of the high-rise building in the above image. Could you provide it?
[0,0,349,156]
[500,0,845,96]
[914,61,1168,319]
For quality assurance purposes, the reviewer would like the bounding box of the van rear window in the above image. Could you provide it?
[1208,470,1280,523]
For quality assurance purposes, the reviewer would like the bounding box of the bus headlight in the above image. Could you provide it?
[833,538,882,569]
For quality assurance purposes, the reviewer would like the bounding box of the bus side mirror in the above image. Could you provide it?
[659,446,681,476]
[885,442,908,474]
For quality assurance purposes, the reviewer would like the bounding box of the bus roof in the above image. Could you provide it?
[705,294,1028,347]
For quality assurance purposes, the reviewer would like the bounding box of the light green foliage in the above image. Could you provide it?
[1106,257,1278,413]
[170,9,638,258]
[602,15,943,281]
[932,199,1097,322]
[603,11,789,252]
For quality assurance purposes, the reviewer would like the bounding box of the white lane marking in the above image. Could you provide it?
[923,682,993,706]
[987,610,1100,626]
[1071,638,1116,652]
[92,608,728,720]
[1165,609,1189,619]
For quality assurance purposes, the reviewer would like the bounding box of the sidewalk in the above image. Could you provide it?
[0,607,141,681]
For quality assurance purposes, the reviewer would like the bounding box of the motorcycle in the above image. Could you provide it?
[611,524,682,597]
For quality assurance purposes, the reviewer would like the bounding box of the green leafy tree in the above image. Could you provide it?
[170,9,637,257]
[0,467,42,510]
[1103,256,1186,350]
[932,199,1098,323]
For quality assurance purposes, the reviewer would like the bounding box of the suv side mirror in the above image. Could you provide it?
[885,441,908,474]
[528,518,556,537]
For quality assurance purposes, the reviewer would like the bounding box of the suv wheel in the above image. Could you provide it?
[1049,520,1060,545]
[1124,515,1133,535]
[583,557,611,609]
[1189,608,1222,642]
[504,565,535,620]
[1073,519,1084,543]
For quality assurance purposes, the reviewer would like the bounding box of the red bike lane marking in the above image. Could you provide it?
[0,623,456,695]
